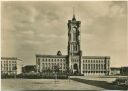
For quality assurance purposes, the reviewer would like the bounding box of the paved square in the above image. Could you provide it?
[1,79,105,91]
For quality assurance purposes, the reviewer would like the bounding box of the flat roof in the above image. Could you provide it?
[82,56,110,59]
[1,57,23,61]
[36,54,68,58]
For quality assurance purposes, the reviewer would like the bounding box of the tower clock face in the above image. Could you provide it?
[72,27,76,33]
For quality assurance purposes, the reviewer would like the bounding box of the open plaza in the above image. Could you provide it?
[1,76,128,91]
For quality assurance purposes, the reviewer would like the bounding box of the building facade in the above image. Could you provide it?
[110,67,121,75]
[1,57,23,75]
[36,15,110,76]
[36,53,68,73]
[82,56,110,75]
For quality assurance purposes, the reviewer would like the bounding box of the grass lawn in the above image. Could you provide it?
[71,76,128,90]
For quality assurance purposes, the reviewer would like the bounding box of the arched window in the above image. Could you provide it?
[73,44,77,51]
[72,27,76,41]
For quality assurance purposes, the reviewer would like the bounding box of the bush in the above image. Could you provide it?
[22,72,42,79]
[1,73,16,79]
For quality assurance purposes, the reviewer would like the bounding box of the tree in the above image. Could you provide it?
[12,66,17,78]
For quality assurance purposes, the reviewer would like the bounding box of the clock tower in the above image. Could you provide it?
[67,14,82,75]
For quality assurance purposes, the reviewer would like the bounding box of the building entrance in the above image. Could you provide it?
[73,63,78,75]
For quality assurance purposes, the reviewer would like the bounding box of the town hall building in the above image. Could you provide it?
[36,14,110,76]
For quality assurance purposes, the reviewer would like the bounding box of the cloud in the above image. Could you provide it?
[1,1,127,67]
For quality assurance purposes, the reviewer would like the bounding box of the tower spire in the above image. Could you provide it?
[72,7,76,21]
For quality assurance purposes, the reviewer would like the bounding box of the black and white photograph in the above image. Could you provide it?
[1,1,128,91]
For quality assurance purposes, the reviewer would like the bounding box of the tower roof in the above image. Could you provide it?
[57,51,62,56]
[72,7,76,21]
[72,14,76,21]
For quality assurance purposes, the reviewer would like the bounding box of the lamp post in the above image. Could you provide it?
[53,65,60,84]
[67,67,71,83]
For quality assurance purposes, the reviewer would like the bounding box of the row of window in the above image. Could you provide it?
[83,71,107,73]
[2,67,16,71]
[2,71,16,73]
[84,63,105,65]
[40,61,65,63]
[1,61,17,63]
[41,63,66,68]
[71,59,79,62]
[38,58,66,62]
[42,63,65,65]
[1,64,16,66]
[83,60,105,63]
[41,66,66,70]
[83,64,106,69]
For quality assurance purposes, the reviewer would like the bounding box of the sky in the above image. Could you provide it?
[1,1,128,67]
